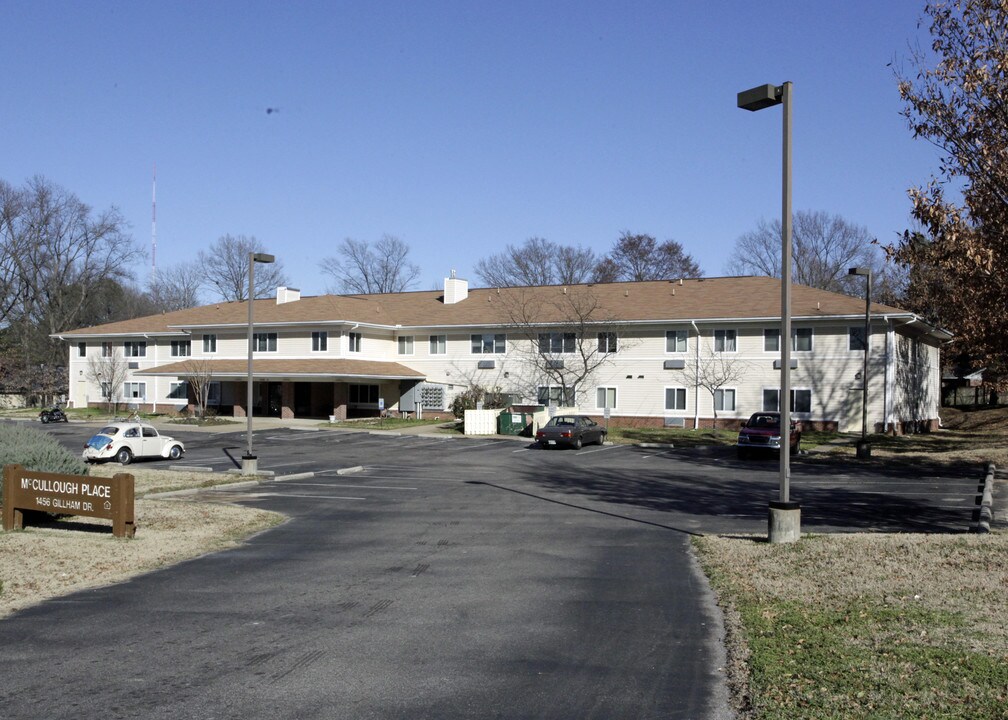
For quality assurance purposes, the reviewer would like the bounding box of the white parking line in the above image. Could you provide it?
[575,444,620,456]
[251,492,367,501]
[282,482,418,491]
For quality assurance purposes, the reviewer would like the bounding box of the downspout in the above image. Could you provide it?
[691,320,700,430]
[883,315,892,433]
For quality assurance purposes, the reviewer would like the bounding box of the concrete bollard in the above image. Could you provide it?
[769,501,801,543]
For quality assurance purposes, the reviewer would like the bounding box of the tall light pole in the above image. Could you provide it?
[243,251,275,476]
[849,267,872,459]
[738,81,799,543]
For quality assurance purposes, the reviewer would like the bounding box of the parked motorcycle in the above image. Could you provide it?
[39,406,68,423]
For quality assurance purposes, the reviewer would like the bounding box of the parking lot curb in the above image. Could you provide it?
[144,478,262,499]
[973,462,996,533]
[275,472,315,482]
[636,442,675,449]
[337,465,364,475]
[168,465,214,473]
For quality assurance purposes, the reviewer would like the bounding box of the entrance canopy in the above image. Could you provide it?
[137,358,426,382]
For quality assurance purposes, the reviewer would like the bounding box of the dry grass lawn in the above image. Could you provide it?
[694,532,1008,719]
[0,467,282,619]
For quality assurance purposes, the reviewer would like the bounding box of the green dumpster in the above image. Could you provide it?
[497,411,530,436]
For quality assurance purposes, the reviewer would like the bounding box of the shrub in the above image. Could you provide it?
[0,421,89,505]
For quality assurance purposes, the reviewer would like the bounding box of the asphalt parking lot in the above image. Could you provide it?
[0,423,988,719]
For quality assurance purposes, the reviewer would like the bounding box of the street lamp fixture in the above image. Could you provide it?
[738,81,799,543]
[848,266,872,459]
[243,251,275,476]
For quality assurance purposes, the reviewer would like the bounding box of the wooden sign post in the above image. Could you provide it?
[2,465,135,538]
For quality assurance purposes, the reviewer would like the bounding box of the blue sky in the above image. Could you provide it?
[3,0,939,297]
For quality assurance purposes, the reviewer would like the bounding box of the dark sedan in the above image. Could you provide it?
[535,415,607,449]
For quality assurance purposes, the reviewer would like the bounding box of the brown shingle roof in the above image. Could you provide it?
[137,358,424,379]
[58,276,913,337]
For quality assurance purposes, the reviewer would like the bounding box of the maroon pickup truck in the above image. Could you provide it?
[736,412,801,459]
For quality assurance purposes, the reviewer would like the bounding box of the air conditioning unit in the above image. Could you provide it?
[477,360,495,369]
[663,359,686,370]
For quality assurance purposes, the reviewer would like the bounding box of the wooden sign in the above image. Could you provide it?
[2,465,135,538]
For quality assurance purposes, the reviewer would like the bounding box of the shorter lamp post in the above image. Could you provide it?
[243,251,275,476]
[849,267,872,459]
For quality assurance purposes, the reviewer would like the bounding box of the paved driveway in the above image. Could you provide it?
[0,425,985,718]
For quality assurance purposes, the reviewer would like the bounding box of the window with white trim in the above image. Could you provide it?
[168,382,188,400]
[665,387,687,411]
[102,342,113,357]
[849,326,868,351]
[764,328,780,352]
[312,331,328,352]
[597,332,618,354]
[253,332,277,352]
[538,332,575,354]
[471,333,506,354]
[203,334,217,353]
[596,387,617,410]
[714,329,736,352]
[538,385,575,406]
[762,388,812,413]
[171,340,191,357]
[429,335,446,355]
[124,341,147,357]
[77,342,86,357]
[793,327,813,352]
[398,336,414,355]
[714,388,736,412]
[348,332,362,353]
[666,330,688,353]
[123,382,146,400]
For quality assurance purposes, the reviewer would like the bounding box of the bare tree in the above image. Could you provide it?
[321,234,420,294]
[474,237,598,287]
[198,234,289,302]
[592,232,702,282]
[681,339,751,425]
[725,211,893,295]
[180,359,215,417]
[85,352,129,414]
[151,261,204,310]
[499,286,627,407]
[0,176,142,395]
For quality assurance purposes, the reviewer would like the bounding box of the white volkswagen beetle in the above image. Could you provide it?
[82,422,185,465]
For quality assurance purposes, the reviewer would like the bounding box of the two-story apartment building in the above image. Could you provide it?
[56,275,950,432]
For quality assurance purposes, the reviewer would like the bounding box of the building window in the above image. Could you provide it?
[398,336,414,355]
[793,327,813,352]
[538,332,576,354]
[348,383,379,405]
[253,332,277,352]
[203,334,217,353]
[312,331,328,352]
[762,388,812,413]
[538,385,575,406]
[124,341,146,357]
[714,388,736,412]
[429,335,446,355]
[171,340,191,357]
[123,382,146,401]
[849,326,868,351]
[596,387,617,410]
[714,329,736,353]
[764,329,780,352]
[77,342,87,357]
[100,382,111,398]
[102,342,113,357]
[348,332,362,353]
[597,332,618,354]
[168,382,188,400]
[666,330,688,353]
[471,333,506,354]
[665,387,687,411]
